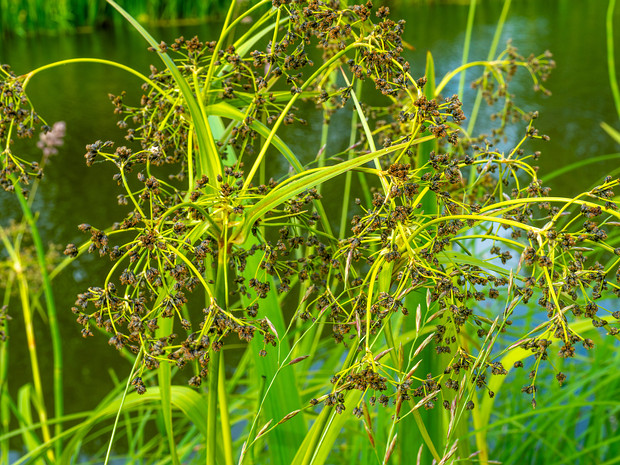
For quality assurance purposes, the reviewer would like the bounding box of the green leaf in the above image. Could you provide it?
[60,386,209,464]
[17,385,43,463]
[233,135,435,242]
[606,0,620,120]
[601,122,620,145]
[437,251,514,277]
[241,235,306,465]
[157,316,180,465]
[205,102,305,174]
[543,151,620,182]
[106,0,222,181]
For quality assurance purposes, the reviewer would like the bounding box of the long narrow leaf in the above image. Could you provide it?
[607,0,620,119]
[241,236,306,465]
[106,0,222,181]
[234,135,435,242]
[60,386,209,463]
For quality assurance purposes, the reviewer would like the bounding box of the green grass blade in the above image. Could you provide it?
[60,386,209,463]
[0,277,11,465]
[294,341,362,465]
[234,135,435,242]
[17,385,44,465]
[13,185,63,458]
[156,316,180,465]
[296,405,332,465]
[458,0,477,99]
[241,236,306,465]
[607,0,620,119]
[308,392,364,465]
[105,0,222,181]
[466,0,511,135]
[543,152,620,182]
[601,122,620,144]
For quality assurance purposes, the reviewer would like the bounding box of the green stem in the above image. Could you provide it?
[207,350,220,465]
[207,250,230,465]
[607,0,620,119]
[202,0,269,100]
[436,60,514,97]
[13,184,63,459]
[22,58,167,96]
[458,0,477,99]
[407,214,541,245]
[103,349,143,465]
[17,273,53,463]
[466,0,512,137]
[342,70,389,193]
[338,81,362,240]
[218,353,234,465]
[241,44,364,192]
[157,315,180,465]
[317,71,337,197]
[0,273,12,465]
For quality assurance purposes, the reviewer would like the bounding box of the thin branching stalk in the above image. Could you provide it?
[104,349,143,465]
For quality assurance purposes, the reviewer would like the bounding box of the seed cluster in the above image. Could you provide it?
[4,0,617,420]
[0,65,51,193]
[72,1,618,406]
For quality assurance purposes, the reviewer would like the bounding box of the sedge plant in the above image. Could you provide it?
[1,1,619,464]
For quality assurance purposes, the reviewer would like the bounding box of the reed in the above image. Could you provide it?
[0,0,235,37]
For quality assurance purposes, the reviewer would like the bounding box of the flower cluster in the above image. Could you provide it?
[50,0,620,413]
[0,65,47,192]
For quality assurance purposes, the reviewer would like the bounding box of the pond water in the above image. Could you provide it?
[0,0,618,427]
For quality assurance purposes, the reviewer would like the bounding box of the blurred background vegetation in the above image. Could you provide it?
[1,0,502,37]
[0,0,236,36]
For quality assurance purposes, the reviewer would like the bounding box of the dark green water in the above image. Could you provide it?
[0,0,618,421]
